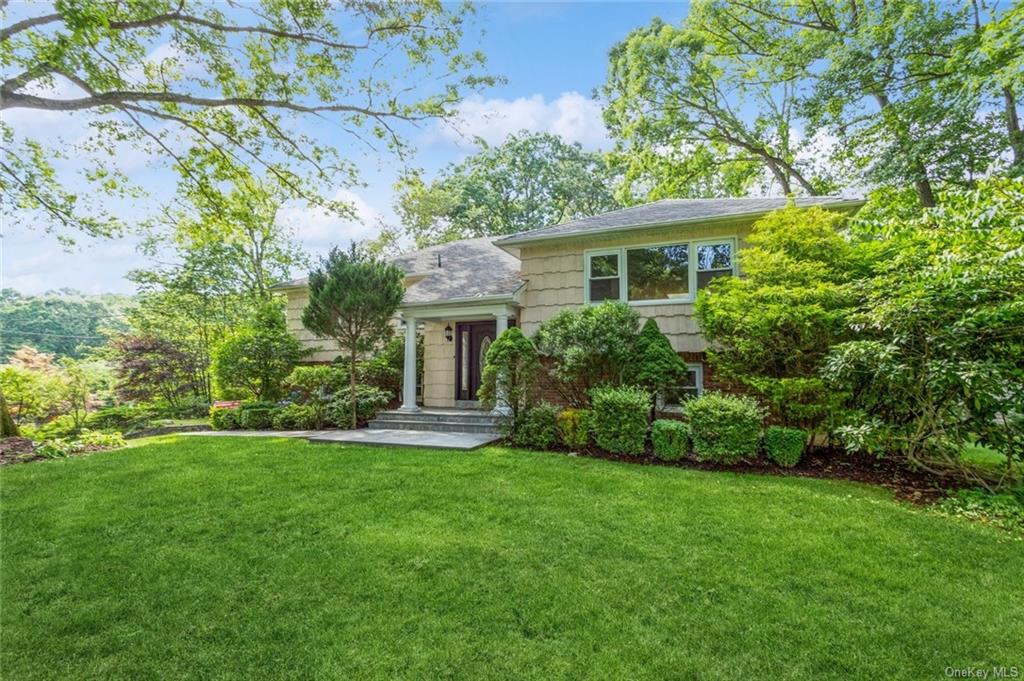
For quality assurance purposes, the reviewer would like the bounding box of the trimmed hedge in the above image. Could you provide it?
[239,407,276,430]
[684,392,764,464]
[511,403,559,450]
[272,403,317,430]
[327,385,391,429]
[556,408,591,450]
[591,386,649,456]
[209,406,240,430]
[651,419,689,461]
[764,426,806,467]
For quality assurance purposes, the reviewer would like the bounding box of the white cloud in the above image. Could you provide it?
[436,91,609,150]
[277,188,384,254]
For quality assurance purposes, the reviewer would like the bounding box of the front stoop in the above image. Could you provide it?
[308,408,504,450]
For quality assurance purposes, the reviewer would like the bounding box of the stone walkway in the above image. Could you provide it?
[180,429,499,450]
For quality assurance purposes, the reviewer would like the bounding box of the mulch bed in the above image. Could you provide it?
[0,437,40,465]
[562,445,967,505]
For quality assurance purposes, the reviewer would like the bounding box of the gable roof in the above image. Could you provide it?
[273,237,524,305]
[494,196,865,247]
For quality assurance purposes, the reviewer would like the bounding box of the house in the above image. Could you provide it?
[276,197,863,418]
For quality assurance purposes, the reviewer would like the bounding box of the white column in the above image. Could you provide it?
[400,316,419,412]
[492,311,510,415]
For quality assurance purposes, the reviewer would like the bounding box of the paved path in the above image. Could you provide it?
[179,429,500,450]
[308,428,499,450]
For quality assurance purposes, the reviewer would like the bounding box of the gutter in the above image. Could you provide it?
[494,199,867,250]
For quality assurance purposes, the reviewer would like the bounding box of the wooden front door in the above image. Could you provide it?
[455,321,496,402]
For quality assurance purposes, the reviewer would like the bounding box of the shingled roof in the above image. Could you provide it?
[494,196,864,246]
[273,237,524,305]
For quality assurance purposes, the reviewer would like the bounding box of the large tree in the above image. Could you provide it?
[301,244,405,428]
[395,131,620,247]
[0,0,490,241]
[692,0,1018,207]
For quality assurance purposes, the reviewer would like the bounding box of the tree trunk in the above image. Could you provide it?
[0,390,19,437]
[350,346,358,429]
[1005,86,1024,172]
[872,92,936,208]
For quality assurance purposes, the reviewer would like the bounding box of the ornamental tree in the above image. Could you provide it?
[302,244,405,428]
[212,300,307,401]
[628,318,688,419]
[534,301,641,407]
[694,205,871,431]
[477,327,542,428]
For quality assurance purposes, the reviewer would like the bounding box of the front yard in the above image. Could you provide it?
[2,437,1021,680]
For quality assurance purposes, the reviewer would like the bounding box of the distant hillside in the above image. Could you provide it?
[0,288,134,360]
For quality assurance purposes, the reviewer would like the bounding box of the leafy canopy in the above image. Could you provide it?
[395,131,620,248]
[212,300,307,401]
[1,0,491,240]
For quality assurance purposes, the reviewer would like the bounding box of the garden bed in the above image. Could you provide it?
[556,444,970,504]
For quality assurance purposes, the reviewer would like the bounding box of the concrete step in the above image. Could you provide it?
[374,410,502,426]
[366,418,502,435]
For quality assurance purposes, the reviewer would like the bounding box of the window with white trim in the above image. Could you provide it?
[585,238,735,305]
[662,363,704,409]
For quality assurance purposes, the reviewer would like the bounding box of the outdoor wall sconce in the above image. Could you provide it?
[444,324,453,342]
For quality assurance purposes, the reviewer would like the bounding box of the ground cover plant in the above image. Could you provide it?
[1,436,1021,680]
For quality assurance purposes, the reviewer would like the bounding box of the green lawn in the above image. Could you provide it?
[2,437,1021,680]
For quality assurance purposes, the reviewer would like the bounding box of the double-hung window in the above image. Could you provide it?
[585,238,736,305]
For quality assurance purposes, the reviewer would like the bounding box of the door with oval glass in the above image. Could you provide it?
[455,321,496,402]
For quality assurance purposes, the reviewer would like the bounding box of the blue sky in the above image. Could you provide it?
[2,2,685,296]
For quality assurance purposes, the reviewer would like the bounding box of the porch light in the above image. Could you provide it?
[444,324,453,342]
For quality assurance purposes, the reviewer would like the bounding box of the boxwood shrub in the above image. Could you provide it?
[239,407,277,430]
[272,403,317,430]
[327,385,391,428]
[763,426,806,467]
[209,406,241,430]
[651,419,689,461]
[684,392,764,464]
[556,408,591,450]
[591,386,650,456]
[511,403,559,450]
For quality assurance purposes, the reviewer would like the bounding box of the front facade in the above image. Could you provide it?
[278,197,863,411]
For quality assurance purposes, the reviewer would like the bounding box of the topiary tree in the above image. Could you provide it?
[477,327,542,431]
[302,244,405,428]
[212,300,307,401]
[534,301,640,406]
[629,318,689,420]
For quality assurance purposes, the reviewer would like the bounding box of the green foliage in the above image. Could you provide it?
[684,392,764,464]
[695,206,867,431]
[396,132,620,247]
[238,407,277,431]
[534,302,641,406]
[651,420,689,461]
[629,318,688,411]
[0,289,131,360]
[510,404,559,450]
[86,405,158,434]
[590,386,650,456]
[212,300,307,401]
[2,2,490,240]
[824,180,1024,478]
[272,404,317,431]
[35,429,126,458]
[934,490,1024,536]
[556,409,592,450]
[302,244,405,428]
[0,362,67,425]
[326,386,391,429]
[285,365,345,428]
[208,407,241,431]
[477,328,542,424]
[763,427,807,468]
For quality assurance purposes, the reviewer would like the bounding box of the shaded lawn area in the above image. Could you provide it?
[2,437,1021,680]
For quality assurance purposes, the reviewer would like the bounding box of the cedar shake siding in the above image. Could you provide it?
[515,217,755,353]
